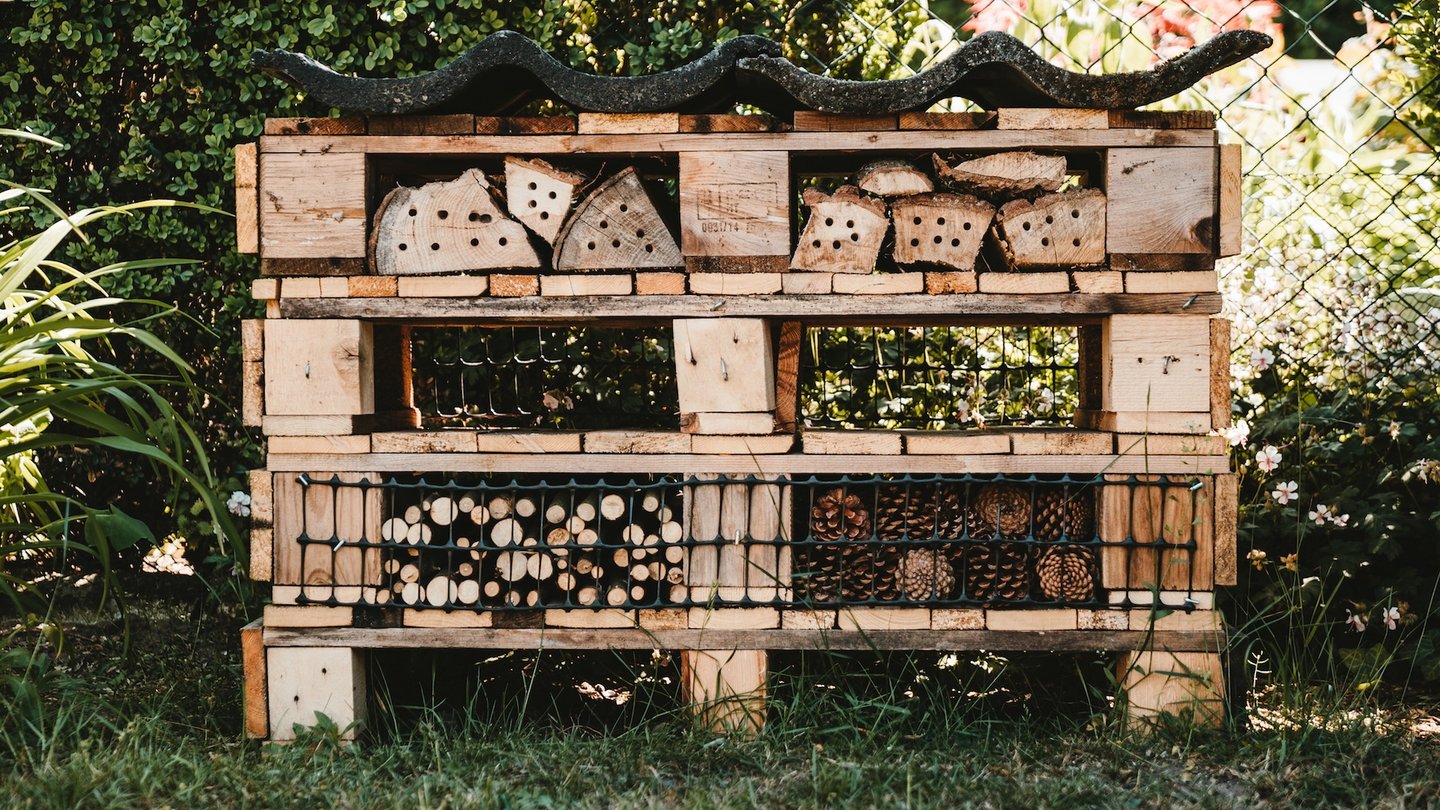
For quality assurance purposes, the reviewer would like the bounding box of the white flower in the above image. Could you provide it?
[1308,504,1331,525]
[1384,607,1400,631]
[1330,513,1351,528]
[226,490,252,518]
[1389,420,1402,439]
[1255,445,1282,473]
[1271,480,1298,505]
[1222,419,1250,448]
[1346,611,1367,633]
[1252,347,1276,372]
[954,400,971,421]
[1245,392,1266,407]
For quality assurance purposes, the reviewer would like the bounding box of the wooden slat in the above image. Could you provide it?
[396,275,489,297]
[241,319,264,427]
[368,114,474,135]
[280,293,1223,321]
[1210,317,1232,429]
[266,647,366,741]
[1118,650,1224,727]
[1073,271,1124,293]
[539,274,633,296]
[261,257,366,277]
[792,112,896,131]
[248,469,273,582]
[773,321,802,433]
[1214,473,1238,586]
[783,273,832,294]
[1218,143,1243,257]
[264,451,1233,475]
[998,108,1108,129]
[234,143,259,254]
[577,113,679,134]
[263,319,374,416]
[1101,314,1212,414]
[802,430,902,455]
[1124,271,1217,293]
[833,274,924,295]
[924,271,978,294]
[680,412,777,435]
[258,129,1219,155]
[489,274,539,297]
[263,415,373,436]
[268,435,370,454]
[688,273,782,295]
[673,319,774,413]
[903,431,1011,455]
[240,619,267,738]
[1107,110,1216,129]
[635,272,686,295]
[473,116,577,134]
[681,649,766,733]
[977,272,1070,294]
[897,112,994,130]
[679,114,783,133]
[264,117,366,135]
[263,626,1225,652]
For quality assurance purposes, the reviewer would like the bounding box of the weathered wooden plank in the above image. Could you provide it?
[266,647,366,741]
[998,108,1108,129]
[264,452,1233,475]
[1218,143,1243,257]
[773,321,803,433]
[240,619,267,738]
[259,152,367,258]
[833,273,925,295]
[263,117,367,136]
[263,320,374,416]
[259,130,1218,155]
[263,626,1224,652]
[577,113,680,134]
[1124,271,1217,293]
[1210,317,1232,429]
[234,143,259,254]
[368,114,475,135]
[792,112,896,131]
[673,319,774,413]
[278,292,1224,321]
[1214,473,1238,586]
[681,648,766,733]
[1101,314,1211,414]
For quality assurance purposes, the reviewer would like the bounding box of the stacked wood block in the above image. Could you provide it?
[241,109,1238,741]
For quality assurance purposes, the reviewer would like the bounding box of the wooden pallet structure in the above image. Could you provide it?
[235,98,1244,738]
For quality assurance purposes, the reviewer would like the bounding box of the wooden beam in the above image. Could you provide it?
[262,626,1225,652]
[234,143,259,254]
[240,619,267,738]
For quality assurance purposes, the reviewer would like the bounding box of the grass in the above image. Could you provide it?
[2,580,1439,809]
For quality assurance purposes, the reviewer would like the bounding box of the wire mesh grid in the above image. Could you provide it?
[411,326,678,430]
[283,472,1212,612]
[801,325,1080,429]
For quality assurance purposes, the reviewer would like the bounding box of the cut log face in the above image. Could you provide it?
[856,159,934,197]
[504,157,585,245]
[553,167,682,271]
[372,169,540,275]
[891,192,995,271]
[995,187,1107,269]
[790,186,888,273]
[933,151,1068,197]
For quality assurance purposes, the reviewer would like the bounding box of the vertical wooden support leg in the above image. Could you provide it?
[266,647,367,741]
[373,323,420,430]
[1117,650,1225,728]
[240,619,267,739]
[681,649,767,734]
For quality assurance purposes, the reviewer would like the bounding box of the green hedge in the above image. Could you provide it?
[0,1,925,559]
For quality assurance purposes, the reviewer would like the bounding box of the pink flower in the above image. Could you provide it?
[1308,504,1331,525]
[1384,607,1400,631]
[1330,513,1351,528]
[1255,445,1281,473]
[1252,347,1276,372]
[1223,419,1250,448]
[1347,611,1367,633]
[1271,480,1298,505]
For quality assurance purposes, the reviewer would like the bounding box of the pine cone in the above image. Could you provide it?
[1033,486,1095,542]
[900,548,956,601]
[1035,546,1097,602]
[874,484,937,541]
[810,487,871,542]
[973,483,1032,539]
[964,542,1031,601]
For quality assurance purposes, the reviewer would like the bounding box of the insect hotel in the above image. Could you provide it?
[236,29,1269,739]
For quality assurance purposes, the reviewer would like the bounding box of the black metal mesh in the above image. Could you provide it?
[411,326,678,430]
[284,472,1212,612]
[801,326,1080,429]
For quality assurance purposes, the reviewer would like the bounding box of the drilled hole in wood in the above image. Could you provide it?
[951,238,960,247]
[619,203,629,213]
[599,220,609,229]
[408,208,417,217]
[832,240,842,249]
[845,220,854,228]
[645,244,654,253]
[480,214,492,224]
[1041,237,1051,247]
[933,235,943,244]
[812,240,822,248]
[1045,215,1054,224]
[398,243,408,251]
[540,211,549,220]
[470,238,479,247]
[850,233,859,241]
[1071,209,1080,218]
[430,243,440,251]
[937,216,947,225]
[1022,222,1031,231]
[468,212,479,222]
[912,216,921,225]
[438,210,449,220]
[548,191,557,199]
[528,200,537,208]
[636,229,646,238]
[825,217,834,226]
[498,237,508,246]
[527,182,538,190]
[909,238,919,247]
[1073,238,1081,247]
[963,222,972,231]
[587,241,596,250]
